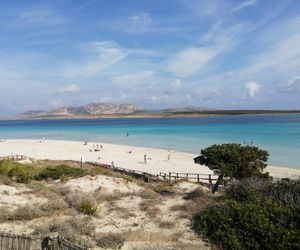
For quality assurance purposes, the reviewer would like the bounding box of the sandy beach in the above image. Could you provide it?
[0,139,299,179]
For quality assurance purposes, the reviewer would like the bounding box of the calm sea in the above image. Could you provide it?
[0,115,299,168]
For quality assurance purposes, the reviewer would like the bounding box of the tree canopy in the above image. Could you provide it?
[194,143,269,192]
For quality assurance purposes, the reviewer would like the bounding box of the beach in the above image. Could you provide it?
[0,139,299,179]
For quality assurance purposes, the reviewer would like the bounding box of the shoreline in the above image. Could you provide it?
[0,139,299,179]
[1,111,300,121]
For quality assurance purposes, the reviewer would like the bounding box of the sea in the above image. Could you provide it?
[0,114,299,169]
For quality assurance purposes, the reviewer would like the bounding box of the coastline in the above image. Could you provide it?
[1,110,300,121]
[0,139,299,179]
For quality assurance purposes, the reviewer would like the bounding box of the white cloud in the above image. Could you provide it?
[245,81,261,98]
[224,71,237,79]
[49,99,63,108]
[112,71,154,87]
[17,6,65,25]
[58,84,79,93]
[64,41,130,78]
[281,76,300,92]
[151,94,168,103]
[232,0,257,13]
[187,89,220,100]
[129,12,152,32]
[170,79,181,91]
[167,48,216,77]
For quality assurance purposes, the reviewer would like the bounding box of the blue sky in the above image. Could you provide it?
[1,0,300,115]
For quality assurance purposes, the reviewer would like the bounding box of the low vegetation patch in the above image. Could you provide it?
[96,233,125,249]
[34,164,84,180]
[33,216,95,248]
[66,191,98,215]
[192,178,300,250]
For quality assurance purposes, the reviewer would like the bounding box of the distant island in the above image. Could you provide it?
[15,102,300,119]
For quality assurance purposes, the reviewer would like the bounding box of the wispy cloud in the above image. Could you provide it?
[232,0,257,13]
[167,47,217,77]
[49,99,63,108]
[63,41,130,78]
[129,12,152,32]
[279,76,300,92]
[58,84,80,94]
[112,71,155,87]
[16,5,65,26]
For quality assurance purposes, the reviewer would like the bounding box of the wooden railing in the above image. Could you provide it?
[86,161,163,183]
[159,172,219,184]
[0,155,30,161]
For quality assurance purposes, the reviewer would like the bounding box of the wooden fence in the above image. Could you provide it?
[0,232,88,250]
[0,155,30,162]
[86,161,163,183]
[159,172,219,184]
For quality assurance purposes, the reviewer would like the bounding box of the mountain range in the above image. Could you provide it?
[18,103,213,118]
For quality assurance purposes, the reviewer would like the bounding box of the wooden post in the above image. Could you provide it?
[186,173,188,181]
[176,173,179,180]
[197,174,200,183]
[209,175,212,184]
[169,172,171,184]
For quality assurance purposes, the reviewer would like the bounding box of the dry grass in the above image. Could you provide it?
[138,189,159,200]
[157,221,176,229]
[0,174,13,185]
[170,187,213,219]
[65,191,98,215]
[40,197,68,212]
[13,205,44,220]
[139,199,161,218]
[0,206,12,222]
[33,216,95,248]
[94,191,123,205]
[96,233,125,249]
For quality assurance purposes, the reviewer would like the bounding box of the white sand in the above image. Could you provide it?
[0,139,299,179]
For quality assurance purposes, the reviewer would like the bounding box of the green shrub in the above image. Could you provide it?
[0,160,13,175]
[78,200,97,215]
[8,164,35,183]
[35,165,84,180]
[96,233,125,249]
[193,195,300,250]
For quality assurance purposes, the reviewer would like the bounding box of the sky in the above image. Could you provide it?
[1,0,300,115]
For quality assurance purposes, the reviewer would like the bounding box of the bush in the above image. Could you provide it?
[35,165,84,180]
[193,180,300,250]
[40,198,68,212]
[66,191,97,215]
[78,200,97,215]
[96,233,125,249]
[33,217,95,248]
[0,206,12,222]
[8,165,34,183]
[0,160,13,175]
[13,205,44,220]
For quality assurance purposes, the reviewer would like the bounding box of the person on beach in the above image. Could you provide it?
[144,154,147,164]
[168,154,170,161]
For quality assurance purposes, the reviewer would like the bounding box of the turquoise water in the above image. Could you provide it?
[0,115,299,168]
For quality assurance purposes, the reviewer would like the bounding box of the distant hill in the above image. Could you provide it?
[19,103,143,117]
[17,103,300,119]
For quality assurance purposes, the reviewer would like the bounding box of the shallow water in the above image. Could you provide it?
[0,114,299,168]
